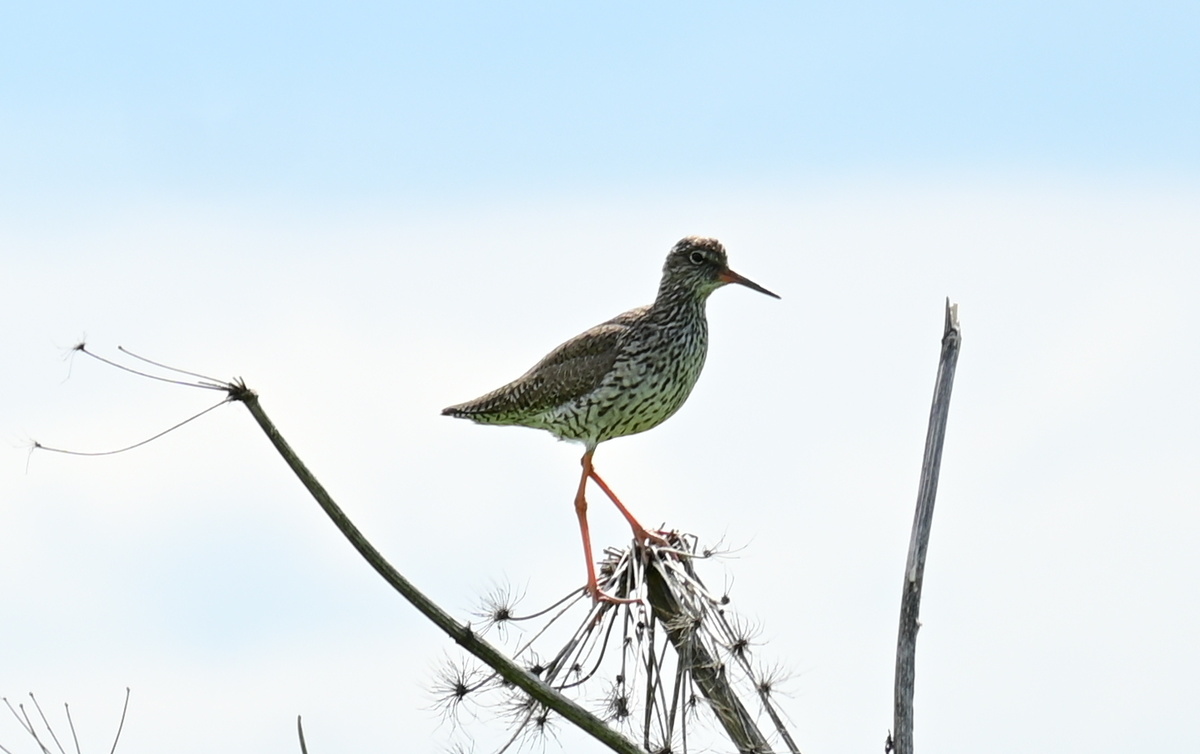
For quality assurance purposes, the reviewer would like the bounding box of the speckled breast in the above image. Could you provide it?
[546,313,709,445]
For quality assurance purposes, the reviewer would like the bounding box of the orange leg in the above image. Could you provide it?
[585,454,669,547]
[572,451,602,601]
[575,449,647,604]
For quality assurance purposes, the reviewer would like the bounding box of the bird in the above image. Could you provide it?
[442,236,779,601]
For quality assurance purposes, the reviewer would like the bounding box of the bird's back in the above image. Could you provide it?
[441,306,649,427]
[442,300,709,445]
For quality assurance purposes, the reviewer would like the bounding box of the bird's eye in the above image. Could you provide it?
[688,251,705,265]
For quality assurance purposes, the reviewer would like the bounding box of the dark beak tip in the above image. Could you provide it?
[733,275,781,300]
[721,268,779,299]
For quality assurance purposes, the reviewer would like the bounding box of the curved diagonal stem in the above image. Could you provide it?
[230,386,642,754]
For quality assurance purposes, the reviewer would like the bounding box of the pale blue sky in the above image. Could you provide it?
[3,3,1199,754]
[3,2,1198,203]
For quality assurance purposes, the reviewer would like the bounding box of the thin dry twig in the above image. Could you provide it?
[32,400,229,457]
[63,704,80,754]
[31,344,231,459]
[108,689,130,754]
[27,694,64,754]
[2,692,127,754]
[297,715,308,754]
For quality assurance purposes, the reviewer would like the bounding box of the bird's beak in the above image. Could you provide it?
[719,268,781,299]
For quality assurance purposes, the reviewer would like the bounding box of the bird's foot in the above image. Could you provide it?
[631,525,671,548]
[585,583,642,605]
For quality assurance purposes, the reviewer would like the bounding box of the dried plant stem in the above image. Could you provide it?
[297,716,308,754]
[644,557,774,754]
[230,386,642,754]
[892,300,962,754]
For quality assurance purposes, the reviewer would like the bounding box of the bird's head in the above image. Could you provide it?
[661,236,780,301]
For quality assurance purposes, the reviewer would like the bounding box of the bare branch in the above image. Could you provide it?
[892,299,962,754]
[228,387,645,754]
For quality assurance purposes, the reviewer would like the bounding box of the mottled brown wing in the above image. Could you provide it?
[444,306,648,420]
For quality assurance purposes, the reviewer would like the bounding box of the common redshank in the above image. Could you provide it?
[443,236,779,601]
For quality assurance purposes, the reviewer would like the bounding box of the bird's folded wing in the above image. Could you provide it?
[512,321,629,413]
